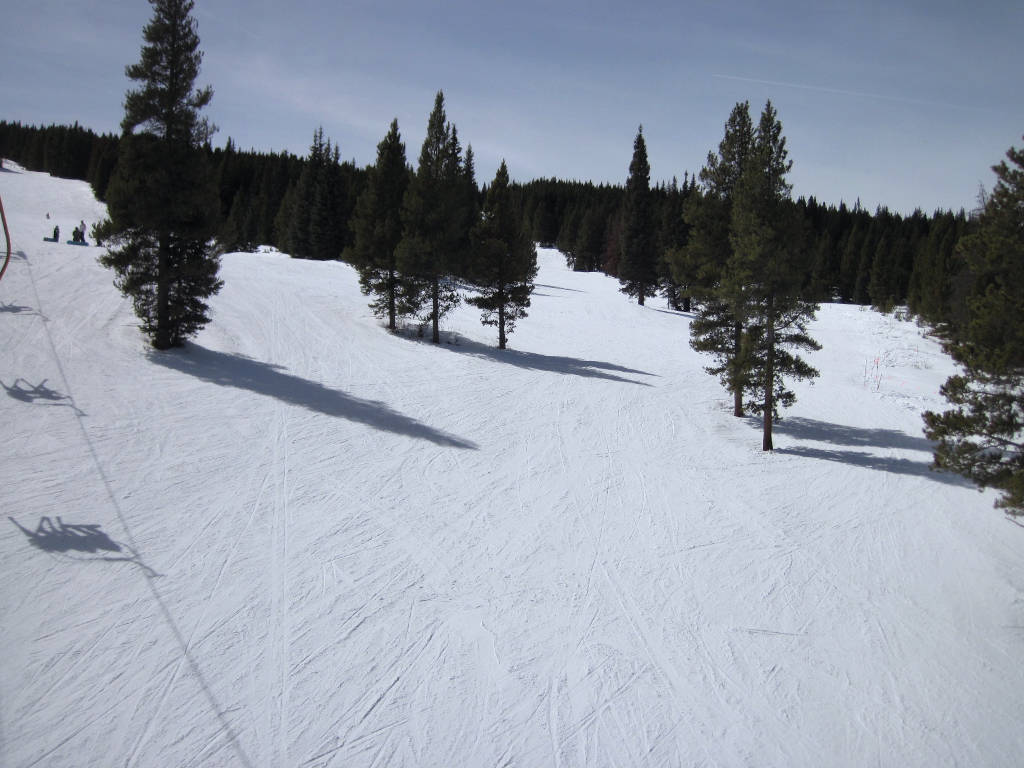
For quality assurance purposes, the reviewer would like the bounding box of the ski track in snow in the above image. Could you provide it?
[2,163,1023,767]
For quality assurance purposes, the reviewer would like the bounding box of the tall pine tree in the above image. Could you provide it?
[349,119,410,330]
[396,91,469,343]
[729,101,820,450]
[924,137,1024,514]
[281,127,327,259]
[99,0,221,349]
[618,127,658,305]
[468,161,538,349]
[679,101,755,416]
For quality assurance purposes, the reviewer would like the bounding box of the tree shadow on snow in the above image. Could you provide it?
[404,331,656,386]
[652,307,697,319]
[764,416,935,453]
[757,416,971,488]
[534,283,586,293]
[149,343,477,449]
[774,445,971,488]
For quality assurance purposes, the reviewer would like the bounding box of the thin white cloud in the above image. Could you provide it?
[712,73,987,113]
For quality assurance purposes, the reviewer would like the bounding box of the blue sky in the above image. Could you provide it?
[4,0,1022,215]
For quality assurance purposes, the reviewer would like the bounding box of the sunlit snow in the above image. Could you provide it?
[2,163,1022,767]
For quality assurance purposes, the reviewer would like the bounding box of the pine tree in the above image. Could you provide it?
[396,91,468,343]
[601,206,624,276]
[868,230,895,311]
[618,127,658,305]
[808,230,834,301]
[468,161,538,349]
[282,128,327,259]
[729,101,820,450]
[923,137,1024,514]
[689,296,756,404]
[679,101,755,416]
[309,140,342,260]
[556,203,583,264]
[454,140,480,279]
[853,218,879,304]
[574,205,607,272]
[657,177,691,310]
[349,119,410,331]
[911,213,963,326]
[838,220,865,302]
[99,0,221,349]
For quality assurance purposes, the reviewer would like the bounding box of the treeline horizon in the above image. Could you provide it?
[0,118,976,334]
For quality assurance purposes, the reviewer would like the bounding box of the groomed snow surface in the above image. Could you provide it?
[2,163,1022,768]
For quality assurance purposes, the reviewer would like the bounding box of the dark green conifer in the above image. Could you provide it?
[574,206,607,272]
[99,0,221,349]
[838,220,865,302]
[729,100,820,450]
[349,119,410,331]
[657,177,691,310]
[468,161,538,349]
[396,91,468,343]
[618,127,658,305]
[868,230,895,311]
[281,128,327,259]
[678,101,755,416]
[309,140,343,260]
[924,137,1024,514]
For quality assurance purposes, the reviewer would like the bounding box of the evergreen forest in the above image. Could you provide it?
[0,118,974,336]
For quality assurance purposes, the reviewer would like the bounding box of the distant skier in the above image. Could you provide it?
[53,225,59,241]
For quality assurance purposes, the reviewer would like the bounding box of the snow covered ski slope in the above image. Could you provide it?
[1,163,1022,767]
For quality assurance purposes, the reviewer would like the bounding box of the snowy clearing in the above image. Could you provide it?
[1,163,1022,767]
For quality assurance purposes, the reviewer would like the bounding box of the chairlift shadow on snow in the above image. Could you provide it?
[0,302,34,314]
[11,516,121,553]
[758,416,972,488]
[148,343,478,449]
[2,378,84,415]
[400,329,656,386]
[9,516,160,576]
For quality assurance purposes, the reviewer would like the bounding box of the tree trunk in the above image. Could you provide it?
[154,231,171,349]
[638,283,645,306]
[431,278,440,344]
[387,268,396,331]
[763,294,775,451]
[732,320,744,417]
[667,288,681,312]
[682,296,691,313]
[498,301,506,350]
